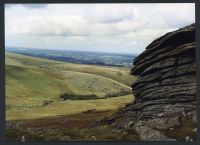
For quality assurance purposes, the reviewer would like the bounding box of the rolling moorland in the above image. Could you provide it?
[6,24,197,141]
[6,51,138,141]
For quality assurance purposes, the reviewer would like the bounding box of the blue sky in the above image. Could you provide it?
[5,4,195,55]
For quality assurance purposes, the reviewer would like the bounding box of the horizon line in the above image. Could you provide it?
[5,45,139,56]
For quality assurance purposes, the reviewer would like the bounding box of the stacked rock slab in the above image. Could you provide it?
[131,23,196,118]
[106,24,196,140]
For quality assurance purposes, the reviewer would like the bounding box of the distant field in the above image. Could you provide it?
[6,47,135,67]
[6,52,136,120]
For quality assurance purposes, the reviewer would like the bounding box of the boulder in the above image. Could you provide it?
[134,125,169,141]
[104,24,196,140]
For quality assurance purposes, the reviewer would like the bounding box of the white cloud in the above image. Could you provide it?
[5,3,195,54]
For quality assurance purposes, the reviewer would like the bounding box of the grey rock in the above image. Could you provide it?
[127,121,134,129]
[186,136,190,141]
[145,116,180,130]
[90,136,97,141]
[134,124,169,141]
[21,135,26,142]
[59,136,70,141]
[6,122,19,129]
[193,128,197,132]
[182,111,186,117]
[103,24,196,141]
[192,113,197,123]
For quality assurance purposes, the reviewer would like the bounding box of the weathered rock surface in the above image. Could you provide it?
[102,24,196,141]
[134,122,169,141]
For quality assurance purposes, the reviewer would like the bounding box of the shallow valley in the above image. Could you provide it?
[6,52,137,141]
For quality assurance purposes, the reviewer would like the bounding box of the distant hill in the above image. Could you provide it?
[6,47,136,67]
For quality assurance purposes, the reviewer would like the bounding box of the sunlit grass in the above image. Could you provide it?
[6,94,134,120]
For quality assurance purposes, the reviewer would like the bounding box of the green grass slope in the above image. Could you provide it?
[6,65,72,107]
[6,52,135,120]
[7,95,134,120]
[6,53,136,86]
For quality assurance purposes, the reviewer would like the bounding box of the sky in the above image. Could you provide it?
[5,3,195,55]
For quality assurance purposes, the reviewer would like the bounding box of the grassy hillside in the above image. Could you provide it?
[6,52,136,120]
[54,63,135,86]
[6,65,72,106]
[6,64,131,104]
[6,53,136,86]
[6,95,134,120]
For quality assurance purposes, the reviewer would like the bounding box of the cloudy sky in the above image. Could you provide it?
[5,3,195,55]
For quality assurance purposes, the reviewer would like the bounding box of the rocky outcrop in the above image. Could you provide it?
[102,24,196,141]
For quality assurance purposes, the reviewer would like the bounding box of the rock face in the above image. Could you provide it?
[130,23,196,119]
[103,24,196,141]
